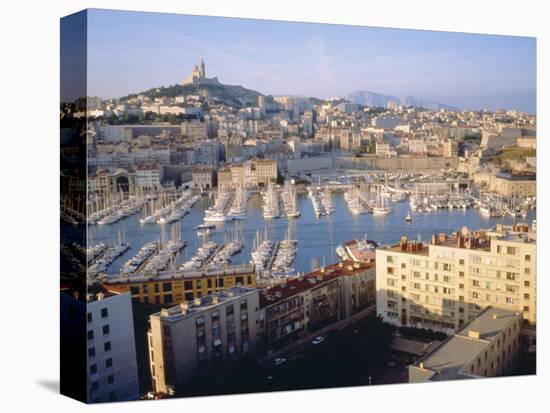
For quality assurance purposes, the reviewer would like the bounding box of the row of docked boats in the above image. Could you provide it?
[262,183,280,219]
[89,195,146,225]
[308,187,334,217]
[180,241,218,271]
[204,190,234,222]
[140,191,200,224]
[207,229,244,269]
[280,182,301,218]
[88,242,130,277]
[251,228,275,274]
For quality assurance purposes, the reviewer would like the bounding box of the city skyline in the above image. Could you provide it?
[85,9,536,113]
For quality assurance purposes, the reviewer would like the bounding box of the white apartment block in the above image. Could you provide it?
[135,165,163,190]
[376,223,536,334]
[86,291,139,403]
[148,287,260,395]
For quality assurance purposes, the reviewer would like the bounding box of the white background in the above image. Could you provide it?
[0,0,547,411]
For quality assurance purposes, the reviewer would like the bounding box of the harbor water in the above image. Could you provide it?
[86,192,536,276]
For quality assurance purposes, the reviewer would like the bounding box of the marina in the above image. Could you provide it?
[86,183,536,280]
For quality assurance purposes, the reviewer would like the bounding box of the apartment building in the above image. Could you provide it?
[148,287,260,394]
[191,166,215,190]
[103,264,257,306]
[376,223,536,334]
[135,164,163,191]
[216,159,277,190]
[86,291,139,403]
[409,307,522,382]
[259,261,375,355]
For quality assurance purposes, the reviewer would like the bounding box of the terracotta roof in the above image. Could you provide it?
[259,260,374,308]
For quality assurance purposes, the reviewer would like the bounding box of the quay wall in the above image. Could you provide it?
[286,156,333,174]
[333,156,460,171]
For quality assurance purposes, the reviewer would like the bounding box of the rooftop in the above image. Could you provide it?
[103,263,255,285]
[412,307,521,381]
[381,223,535,256]
[259,260,374,308]
[152,286,256,322]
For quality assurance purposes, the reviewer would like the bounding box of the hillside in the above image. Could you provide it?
[122,81,264,107]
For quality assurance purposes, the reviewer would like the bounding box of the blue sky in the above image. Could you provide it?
[85,9,536,112]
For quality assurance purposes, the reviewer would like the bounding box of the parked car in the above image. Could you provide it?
[312,336,325,345]
[273,357,286,366]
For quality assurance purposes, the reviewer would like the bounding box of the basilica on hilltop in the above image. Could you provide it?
[181,57,220,85]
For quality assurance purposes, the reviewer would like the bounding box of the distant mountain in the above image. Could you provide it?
[346,90,459,111]
[347,90,400,108]
[122,81,264,108]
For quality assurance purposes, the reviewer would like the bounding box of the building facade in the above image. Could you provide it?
[409,307,522,382]
[104,264,257,306]
[376,224,536,333]
[148,287,260,394]
[86,291,139,403]
[192,166,215,190]
[259,261,376,355]
[489,172,536,197]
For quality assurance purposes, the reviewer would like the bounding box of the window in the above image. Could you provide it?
[104,341,111,352]
[240,300,247,310]
[107,375,114,384]
[523,306,530,312]
[226,305,234,316]
[401,263,406,269]
[525,268,531,275]
[143,284,149,294]
[236,276,244,285]
[184,281,193,290]
[507,247,517,255]
[87,313,92,323]
[524,281,530,287]
[88,347,96,358]
[108,391,117,401]
[130,286,139,295]
[207,279,212,288]
[91,381,99,391]
[154,284,159,293]
[247,276,252,284]
[90,364,97,375]
[101,308,108,318]
[163,282,172,292]
[106,358,113,368]
[102,325,110,335]
[525,254,531,262]
[459,259,465,265]
[87,330,94,341]
[216,278,225,288]
[164,294,173,303]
